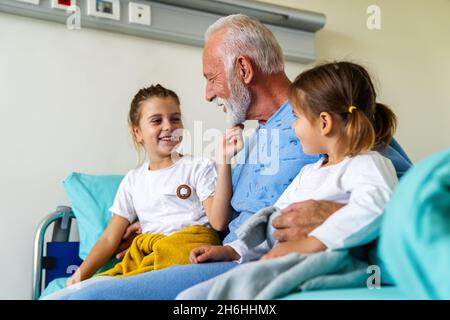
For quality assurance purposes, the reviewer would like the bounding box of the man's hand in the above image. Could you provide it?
[114,221,142,260]
[272,200,344,242]
[189,245,240,263]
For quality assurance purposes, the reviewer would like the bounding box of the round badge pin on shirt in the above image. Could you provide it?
[176,184,192,200]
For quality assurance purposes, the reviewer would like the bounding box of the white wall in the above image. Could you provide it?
[1,0,449,299]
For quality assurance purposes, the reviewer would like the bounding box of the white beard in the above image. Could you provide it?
[215,75,251,127]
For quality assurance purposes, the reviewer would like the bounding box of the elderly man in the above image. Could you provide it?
[62,14,411,300]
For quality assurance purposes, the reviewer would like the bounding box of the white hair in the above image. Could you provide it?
[205,14,284,76]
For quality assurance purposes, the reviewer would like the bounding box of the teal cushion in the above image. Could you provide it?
[63,172,124,260]
[280,286,410,300]
[379,148,450,299]
[367,240,395,286]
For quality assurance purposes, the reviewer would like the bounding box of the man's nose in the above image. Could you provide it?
[205,82,216,102]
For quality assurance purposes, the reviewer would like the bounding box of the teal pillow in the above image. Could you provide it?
[379,148,450,299]
[63,172,124,260]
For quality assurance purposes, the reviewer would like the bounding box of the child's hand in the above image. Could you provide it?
[189,245,240,263]
[261,237,327,260]
[115,221,142,260]
[66,270,82,287]
[222,125,244,163]
[261,241,300,260]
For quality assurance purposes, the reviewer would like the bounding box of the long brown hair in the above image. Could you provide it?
[129,84,180,163]
[289,61,397,156]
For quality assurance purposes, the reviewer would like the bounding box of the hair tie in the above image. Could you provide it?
[348,106,357,114]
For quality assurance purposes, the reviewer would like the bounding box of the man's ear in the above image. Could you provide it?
[319,112,334,136]
[235,56,254,85]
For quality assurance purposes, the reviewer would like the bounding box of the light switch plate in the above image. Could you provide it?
[129,2,151,26]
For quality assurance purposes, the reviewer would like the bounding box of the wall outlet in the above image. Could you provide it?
[129,2,151,26]
[16,0,39,4]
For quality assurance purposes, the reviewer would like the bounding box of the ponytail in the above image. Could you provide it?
[343,103,397,156]
[373,102,397,148]
[343,108,376,156]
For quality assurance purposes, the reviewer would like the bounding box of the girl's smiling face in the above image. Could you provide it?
[133,96,184,159]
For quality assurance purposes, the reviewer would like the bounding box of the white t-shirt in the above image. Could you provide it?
[110,155,217,235]
[228,151,398,262]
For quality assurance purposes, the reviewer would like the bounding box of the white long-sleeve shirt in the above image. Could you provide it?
[227,151,398,263]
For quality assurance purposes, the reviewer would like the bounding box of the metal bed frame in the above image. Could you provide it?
[31,206,77,300]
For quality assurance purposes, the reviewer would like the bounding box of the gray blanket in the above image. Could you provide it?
[208,206,369,300]
[208,251,369,300]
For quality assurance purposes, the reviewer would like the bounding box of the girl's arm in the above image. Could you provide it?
[203,126,244,231]
[67,214,130,286]
[203,162,232,231]
[261,236,327,260]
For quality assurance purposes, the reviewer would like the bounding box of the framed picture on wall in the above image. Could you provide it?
[87,0,120,20]
[51,0,76,10]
